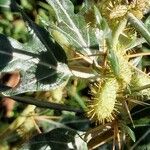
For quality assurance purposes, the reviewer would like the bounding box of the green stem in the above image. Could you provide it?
[131,84,150,93]
[128,13,150,45]
[0,95,84,113]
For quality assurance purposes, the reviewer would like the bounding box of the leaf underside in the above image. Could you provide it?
[0,1,71,95]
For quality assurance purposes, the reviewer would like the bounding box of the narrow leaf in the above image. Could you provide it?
[128,13,150,45]
[0,0,10,9]
[121,123,136,142]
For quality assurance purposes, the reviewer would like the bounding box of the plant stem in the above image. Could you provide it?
[122,84,150,95]
[127,52,150,58]
[128,13,150,45]
[131,84,150,93]
[0,95,84,113]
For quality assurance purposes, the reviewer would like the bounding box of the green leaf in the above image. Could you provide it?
[46,0,98,61]
[131,126,150,150]
[0,0,10,9]
[94,6,110,35]
[0,37,70,96]
[145,15,150,31]
[20,128,88,150]
[106,38,120,77]
[121,123,136,142]
[94,5,112,45]
[134,117,150,127]
[0,2,71,95]
[94,6,102,27]
[94,6,120,77]
[128,13,150,46]
[108,48,120,77]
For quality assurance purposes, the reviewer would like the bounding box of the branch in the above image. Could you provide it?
[0,95,84,113]
[131,84,150,93]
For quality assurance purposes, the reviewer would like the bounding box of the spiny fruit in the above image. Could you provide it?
[109,4,128,19]
[87,78,119,124]
[87,48,132,124]
[130,71,150,97]
[98,0,149,24]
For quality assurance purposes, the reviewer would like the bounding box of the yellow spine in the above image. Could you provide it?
[87,78,119,124]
